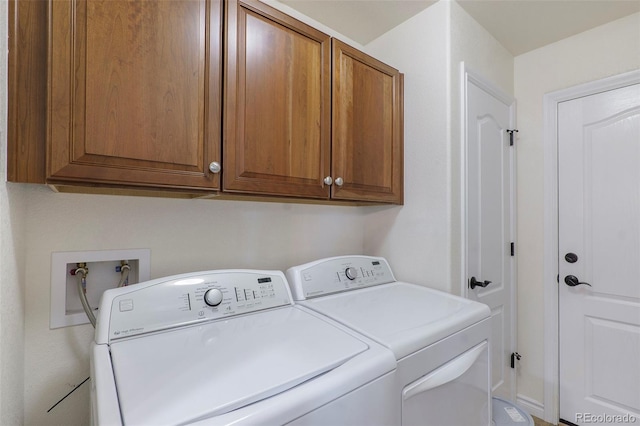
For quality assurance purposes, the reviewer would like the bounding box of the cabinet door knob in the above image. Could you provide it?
[323,176,333,186]
[208,162,221,174]
[334,177,344,187]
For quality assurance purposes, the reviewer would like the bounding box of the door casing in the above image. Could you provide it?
[542,69,640,424]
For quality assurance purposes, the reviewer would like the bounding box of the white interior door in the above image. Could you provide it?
[465,72,516,401]
[558,83,640,425]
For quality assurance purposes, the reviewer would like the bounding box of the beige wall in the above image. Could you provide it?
[0,0,27,424]
[4,0,639,422]
[514,11,640,412]
[1,3,366,424]
[22,189,364,425]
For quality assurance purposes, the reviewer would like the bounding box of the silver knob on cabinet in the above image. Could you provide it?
[334,177,344,187]
[323,176,333,186]
[204,288,223,307]
[345,267,358,280]
[209,161,221,174]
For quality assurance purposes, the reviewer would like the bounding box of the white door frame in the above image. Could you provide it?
[460,62,517,401]
[542,69,640,423]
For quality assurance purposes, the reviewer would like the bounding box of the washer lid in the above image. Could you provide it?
[109,306,368,425]
[303,282,491,359]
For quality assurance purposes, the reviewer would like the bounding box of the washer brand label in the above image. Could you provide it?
[113,327,144,336]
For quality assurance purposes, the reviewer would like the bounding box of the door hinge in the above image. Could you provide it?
[510,242,515,256]
[510,352,521,368]
[506,129,519,146]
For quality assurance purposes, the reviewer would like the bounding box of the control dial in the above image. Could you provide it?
[204,288,223,307]
[345,267,358,281]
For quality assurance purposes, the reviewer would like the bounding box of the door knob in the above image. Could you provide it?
[469,277,491,289]
[564,253,578,263]
[564,275,592,287]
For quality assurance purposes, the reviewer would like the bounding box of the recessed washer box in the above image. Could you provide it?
[50,249,151,329]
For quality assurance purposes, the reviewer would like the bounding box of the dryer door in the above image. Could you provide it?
[401,341,490,426]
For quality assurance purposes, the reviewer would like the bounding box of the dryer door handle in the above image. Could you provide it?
[402,341,487,401]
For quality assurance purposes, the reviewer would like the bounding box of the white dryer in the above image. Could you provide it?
[286,256,492,426]
[90,269,399,425]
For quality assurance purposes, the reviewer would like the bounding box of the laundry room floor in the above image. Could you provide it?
[533,416,555,426]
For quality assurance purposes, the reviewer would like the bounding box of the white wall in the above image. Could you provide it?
[363,0,514,295]
[0,0,27,424]
[448,0,514,293]
[514,11,640,414]
[368,4,640,418]
[363,1,452,291]
[266,0,364,49]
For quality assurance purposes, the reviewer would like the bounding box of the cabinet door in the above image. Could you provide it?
[49,0,222,191]
[224,0,331,199]
[332,40,403,204]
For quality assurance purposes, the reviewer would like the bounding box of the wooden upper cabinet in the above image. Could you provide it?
[11,0,402,203]
[224,0,332,199]
[48,0,223,191]
[331,39,403,204]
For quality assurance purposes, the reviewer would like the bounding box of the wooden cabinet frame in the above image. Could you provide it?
[224,0,332,198]
[331,39,404,204]
[8,0,403,204]
[46,0,223,191]
[8,0,48,183]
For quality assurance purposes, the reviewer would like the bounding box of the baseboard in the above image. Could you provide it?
[517,393,546,420]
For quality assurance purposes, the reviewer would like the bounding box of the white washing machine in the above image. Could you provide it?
[286,256,492,426]
[90,269,399,425]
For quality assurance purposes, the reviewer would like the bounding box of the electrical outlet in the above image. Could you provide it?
[50,249,150,328]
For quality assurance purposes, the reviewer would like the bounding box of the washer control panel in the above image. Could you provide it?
[286,256,396,300]
[99,270,291,342]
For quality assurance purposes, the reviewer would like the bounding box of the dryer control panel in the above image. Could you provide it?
[286,256,396,300]
[96,270,292,343]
